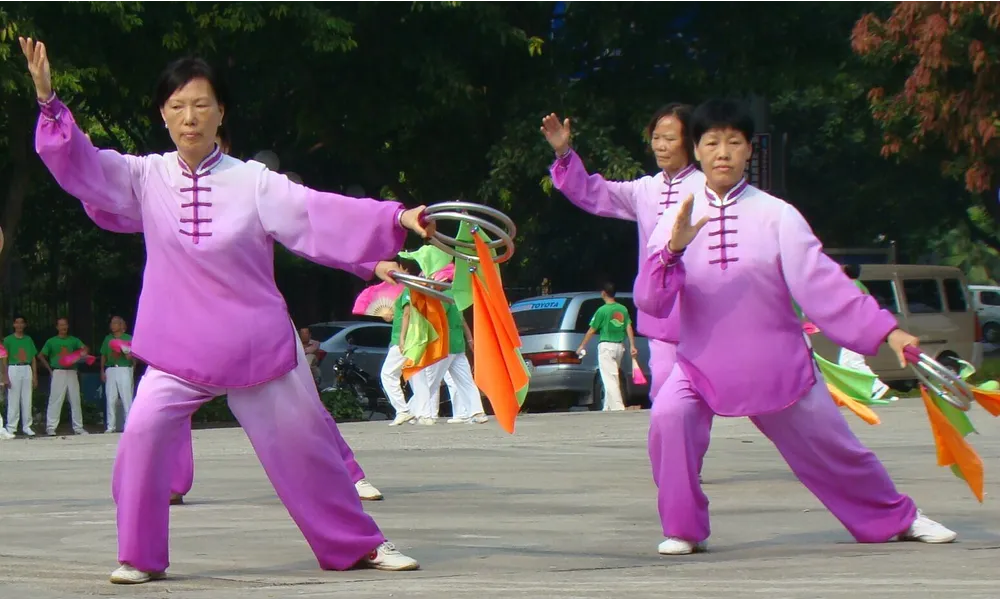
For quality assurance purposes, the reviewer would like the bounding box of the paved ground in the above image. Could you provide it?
[2,403,1000,598]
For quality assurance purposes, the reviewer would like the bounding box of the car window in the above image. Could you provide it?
[574,299,606,333]
[511,297,570,335]
[308,325,344,343]
[862,280,899,314]
[980,291,1000,307]
[903,279,943,314]
[942,279,968,312]
[346,326,391,348]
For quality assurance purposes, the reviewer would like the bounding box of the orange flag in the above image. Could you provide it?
[921,388,985,502]
[827,384,880,425]
[401,291,450,382]
[473,235,521,348]
[471,273,525,433]
[972,388,1000,417]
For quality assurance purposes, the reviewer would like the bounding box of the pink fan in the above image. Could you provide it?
[631,358,648,386]
[59,349,96,368]
[109,338,132,354]
[0,345,8,359]
[352,280,404,318]
[802,322,820,335]
[431,263,456,282]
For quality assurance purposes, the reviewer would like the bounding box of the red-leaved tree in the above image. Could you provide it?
[852,2,1000,247]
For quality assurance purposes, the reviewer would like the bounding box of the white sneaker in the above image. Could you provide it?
[75,429,90,436]
[898,510,957,544]
[389,412,414,427]
[468,414,489,424]
[0,430,14,441]
[22,428,34,437]
[446,417,468,424]
[657,537,707,555]
[110,563,166,584]
[360,541,419,571]
[355,479,384,501]
[416,417,436,426]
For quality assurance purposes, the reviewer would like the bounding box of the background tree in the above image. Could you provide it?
[852,2,1000,250]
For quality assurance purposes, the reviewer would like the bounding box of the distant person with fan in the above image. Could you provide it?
[575,282,637,412]
[378,257,421,427]
[101,316,136,434]
[38,317,90,436]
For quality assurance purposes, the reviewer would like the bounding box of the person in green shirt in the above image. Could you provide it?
[439,296,487,424]
[38,317,89,436]
[2,315,37,438]
[382,257,421,427]
[101,315,135,434]
[576,282,638,412]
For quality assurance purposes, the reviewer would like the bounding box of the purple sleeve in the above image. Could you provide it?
[778,204,897,356]
[549,149,638,221]
[34,96,145,228]
[256,168,406,272]
[633,248,686,319]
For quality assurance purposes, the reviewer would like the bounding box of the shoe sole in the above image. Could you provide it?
[368,561,420,572]
[658,544,707,556]
[901,533,958,544]
[360,495,384,501]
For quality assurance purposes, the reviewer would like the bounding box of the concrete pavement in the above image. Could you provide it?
[1,403,999,597]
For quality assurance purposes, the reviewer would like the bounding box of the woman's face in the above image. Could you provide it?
[650,115,689,174]
[159,77,224,161]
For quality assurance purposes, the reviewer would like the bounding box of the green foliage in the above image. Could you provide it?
[320,388,364,423]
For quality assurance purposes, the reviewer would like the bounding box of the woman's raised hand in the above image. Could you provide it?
[18,37,52,101]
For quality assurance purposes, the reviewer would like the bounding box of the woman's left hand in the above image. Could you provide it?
[400,206,437,239]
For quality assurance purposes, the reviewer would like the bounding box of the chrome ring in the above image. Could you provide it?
[421,202,516,264]
[389,271,455,304]
[910,353,974,410]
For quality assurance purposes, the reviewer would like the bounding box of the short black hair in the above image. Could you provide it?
[154,57,230,110]
[12,315,25,323]
[843,264,862,279]
[602,282,617,298]
[691,99,755,144]
[645,103,695,165]
[396,257,421,276]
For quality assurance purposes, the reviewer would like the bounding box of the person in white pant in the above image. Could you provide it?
[575,283,637,412]
[3,316,38,438]
[836,264,897,402]
[382,288,417,426]
[101,316,135,433]
[38,317,90,436]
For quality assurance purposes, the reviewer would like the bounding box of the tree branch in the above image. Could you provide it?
[963,209,1000,254]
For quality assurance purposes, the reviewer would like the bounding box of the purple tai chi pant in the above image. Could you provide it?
[112,338,385,573]
[166,405,367,497]
[648,363,917,544]
[647,339,678,402]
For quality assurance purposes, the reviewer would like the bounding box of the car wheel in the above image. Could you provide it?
[985,323,1000,344]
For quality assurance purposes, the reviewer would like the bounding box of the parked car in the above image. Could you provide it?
[968,285,1000,344]
[809,264,983,388]
[310,320,392,391]
[512,292,651,411]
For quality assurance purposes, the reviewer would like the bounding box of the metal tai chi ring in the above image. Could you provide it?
[419,201,516,264]
[389,271,455,304]
[905,346,974,411]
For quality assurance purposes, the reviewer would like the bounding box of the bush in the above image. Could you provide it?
[193,395,236,424]
[320,388,364,423]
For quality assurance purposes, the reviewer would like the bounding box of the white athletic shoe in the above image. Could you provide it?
[22,428,34,437]
[0,429,14,440]
[389,412,414,427]
[468,414,489,424]
[446,417,468,424]
[74,429,90,436]
[355,479,384,501]
[416,417,436,426]
[657,537,707,555]
[360,541,419,571]
[898,510,957,544]
[109,563,166,584]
